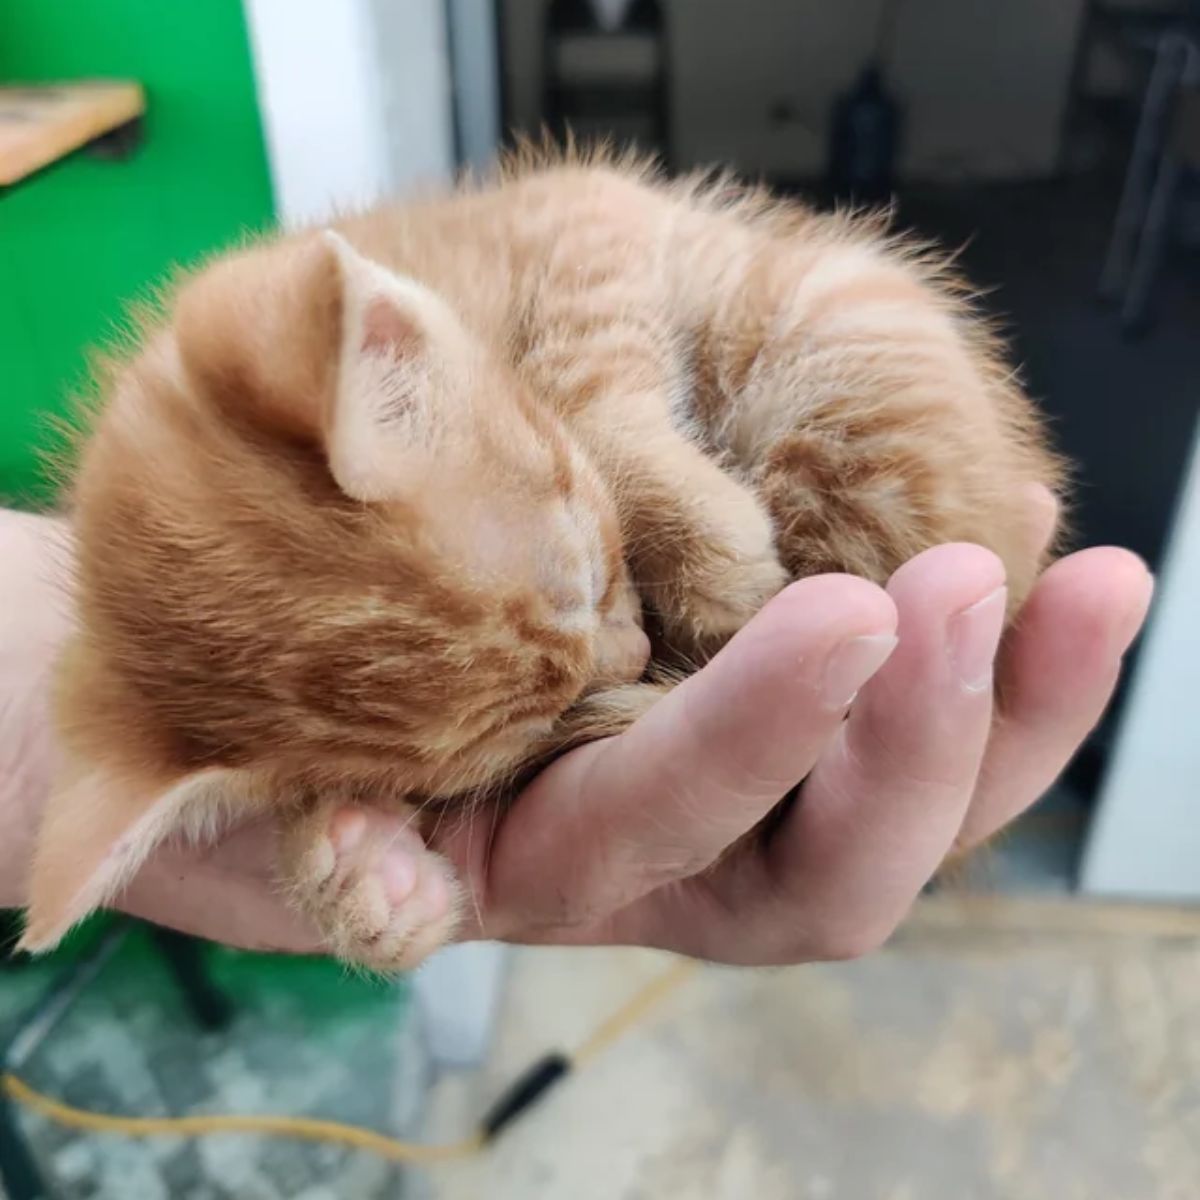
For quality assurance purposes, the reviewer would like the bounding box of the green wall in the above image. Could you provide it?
[0,0,275,505]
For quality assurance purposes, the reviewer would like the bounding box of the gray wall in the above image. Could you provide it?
[501,0,1086,181]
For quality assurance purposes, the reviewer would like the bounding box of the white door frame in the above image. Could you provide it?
[1081,417,1200,899]
[243,0,463,227]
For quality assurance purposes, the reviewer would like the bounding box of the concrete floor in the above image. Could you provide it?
[420,905,1200,1200]
[5,880,1198,1198]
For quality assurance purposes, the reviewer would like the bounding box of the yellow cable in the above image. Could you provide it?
[570,958,699,1067]
[2,956,697,1164]
[2,1073,484,1164]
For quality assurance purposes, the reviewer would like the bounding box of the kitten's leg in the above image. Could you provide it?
[550,677,675,750]
[577,402,788,651]
[681,213,1063,608]
[518,175,785,651]
[278,796,461,970]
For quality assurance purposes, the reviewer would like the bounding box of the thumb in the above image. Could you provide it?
[469,575,898,936]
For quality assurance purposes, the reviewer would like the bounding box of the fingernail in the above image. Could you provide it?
[382,850,418,904]
[822,633,899,710]
[330,809,367,854]
[949,586,1007,692]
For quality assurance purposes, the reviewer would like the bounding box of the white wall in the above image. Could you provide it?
[448,0,503,170]
[1081,420,1200,899]
[245,0,456,227]
[371,0,458,189]
[245,0,391,225]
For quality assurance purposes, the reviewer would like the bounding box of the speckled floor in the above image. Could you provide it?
[2,927,423,1199]
[4,812,1197,1199]
[420,903,1200,1200]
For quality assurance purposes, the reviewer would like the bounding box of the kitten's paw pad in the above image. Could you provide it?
[290,808,460,971]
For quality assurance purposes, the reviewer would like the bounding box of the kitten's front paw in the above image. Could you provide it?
[654,540,787,657]
[631,469,787,657]
[676,549,788,645]
[283,806,461,971]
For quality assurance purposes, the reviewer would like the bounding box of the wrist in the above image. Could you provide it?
[0,510,74,909]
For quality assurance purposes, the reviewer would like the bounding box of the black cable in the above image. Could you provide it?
[479,1052,573,1141]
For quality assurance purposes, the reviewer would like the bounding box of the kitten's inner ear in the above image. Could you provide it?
[322,231,470,503]
[20,765,254,953]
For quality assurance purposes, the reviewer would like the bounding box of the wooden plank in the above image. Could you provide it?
[902,893,1200,942]
[0,81,145,186]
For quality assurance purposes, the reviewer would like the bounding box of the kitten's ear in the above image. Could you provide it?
[20,764,250,953]
[321,231,472,502]
[175,231,472,503]
[174,237,344,441]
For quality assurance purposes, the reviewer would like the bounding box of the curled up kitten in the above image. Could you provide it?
[22,148,1063,968]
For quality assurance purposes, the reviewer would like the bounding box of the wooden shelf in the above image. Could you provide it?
[0,80,145,186]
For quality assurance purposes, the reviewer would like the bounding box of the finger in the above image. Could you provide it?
[756,543,1007,960]
[463,574,899,938]
[957,546,1153,848]
[1022,482,1061,562]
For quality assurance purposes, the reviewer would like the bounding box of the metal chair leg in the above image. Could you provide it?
[0,1094,54,1200]
[0,925,130,1200]
[1100,33,1188,301]
[1121,149,1182,332]
[150,928,232,1032]
[0,922,234,1197]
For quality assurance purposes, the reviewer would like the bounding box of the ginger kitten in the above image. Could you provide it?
[22,149,1063,967]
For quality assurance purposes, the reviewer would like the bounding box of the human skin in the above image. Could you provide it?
[0,501,1153,963]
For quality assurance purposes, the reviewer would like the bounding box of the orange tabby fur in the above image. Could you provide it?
[23,147,1063,967]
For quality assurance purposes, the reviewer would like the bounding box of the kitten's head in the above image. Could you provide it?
[24,232,647,949]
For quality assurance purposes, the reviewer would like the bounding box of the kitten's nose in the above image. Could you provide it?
[594,619,651,684]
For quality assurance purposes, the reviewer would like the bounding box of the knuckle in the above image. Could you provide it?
[537,889,611,933]
[630,840,715,895]
[851,706,975,794]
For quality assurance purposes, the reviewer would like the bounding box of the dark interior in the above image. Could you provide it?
[501,0,1200,814]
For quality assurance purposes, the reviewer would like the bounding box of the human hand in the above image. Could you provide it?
[2,500,1153,963]
[437,500,1153,962]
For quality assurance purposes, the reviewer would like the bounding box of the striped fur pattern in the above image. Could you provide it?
[24,146,1063,966]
